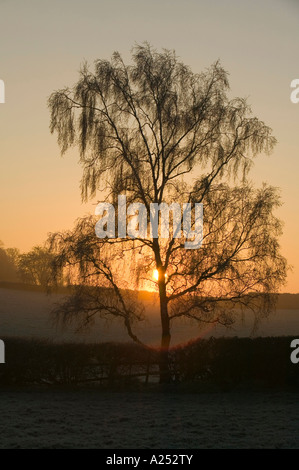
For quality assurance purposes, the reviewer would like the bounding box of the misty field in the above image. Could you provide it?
[0,389,298,449]
[1,286,299,345]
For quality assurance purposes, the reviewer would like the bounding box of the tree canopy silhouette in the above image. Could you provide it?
[48,43,287,382]
[17,246,58,287]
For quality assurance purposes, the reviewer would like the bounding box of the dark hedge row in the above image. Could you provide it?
[0,336,298,388]
[170,336,299,388]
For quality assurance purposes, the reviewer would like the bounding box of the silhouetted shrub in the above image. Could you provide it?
[171,336,299,389]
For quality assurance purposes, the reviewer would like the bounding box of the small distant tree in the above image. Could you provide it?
[6,247,21,267]
[48,43,287,382]
[18,246,57,287]
[0,242,19,282]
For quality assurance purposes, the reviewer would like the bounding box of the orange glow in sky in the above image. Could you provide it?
[0,0,298,292]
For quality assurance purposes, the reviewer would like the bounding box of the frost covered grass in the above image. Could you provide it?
[0,390,298,449]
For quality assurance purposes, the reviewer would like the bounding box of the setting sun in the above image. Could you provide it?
[153,269,168,282]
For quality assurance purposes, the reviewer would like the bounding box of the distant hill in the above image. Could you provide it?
[1,281,299,308]
[277,293,299,309]
[0,281,70,294]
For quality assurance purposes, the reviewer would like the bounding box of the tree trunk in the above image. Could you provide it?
[158,273,171,383]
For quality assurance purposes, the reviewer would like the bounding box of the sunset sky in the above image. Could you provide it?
[0,0,298,292]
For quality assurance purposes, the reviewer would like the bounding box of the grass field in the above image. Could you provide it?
[0,389,298,449]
